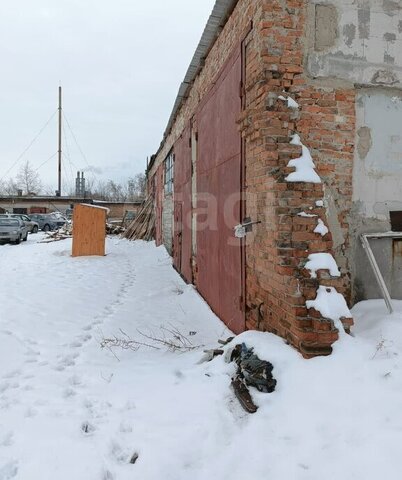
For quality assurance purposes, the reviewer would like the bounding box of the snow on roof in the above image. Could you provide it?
[80,203,110,214]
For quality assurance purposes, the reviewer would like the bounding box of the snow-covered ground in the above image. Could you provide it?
[1,235,402,479]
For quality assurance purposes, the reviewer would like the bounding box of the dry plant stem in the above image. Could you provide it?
[137,325,201,352]
[100,326,203,355]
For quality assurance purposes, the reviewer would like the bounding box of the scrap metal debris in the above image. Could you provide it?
[230,343,277,414]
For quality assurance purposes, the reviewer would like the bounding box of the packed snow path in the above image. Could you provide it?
[1,235,402,479]
[0,236,232,480]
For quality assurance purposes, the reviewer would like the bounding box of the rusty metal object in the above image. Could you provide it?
[231,378,258,414]
[361,232,402,313]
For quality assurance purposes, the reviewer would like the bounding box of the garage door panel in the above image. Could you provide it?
[196,47,244,334]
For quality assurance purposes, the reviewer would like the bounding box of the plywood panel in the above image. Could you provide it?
[72,204,106,257]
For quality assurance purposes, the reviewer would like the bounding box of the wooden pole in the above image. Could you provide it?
[58,86,62,196]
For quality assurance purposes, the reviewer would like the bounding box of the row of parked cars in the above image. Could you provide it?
[0,213,67,245]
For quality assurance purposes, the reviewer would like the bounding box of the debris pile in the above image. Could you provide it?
[203,338,277,414]
[230,343,277,414]
[40,224,73,243]
[106,223,125,235]
[124,197,155,241]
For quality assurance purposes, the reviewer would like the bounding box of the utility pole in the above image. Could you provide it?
[57,86,62,196]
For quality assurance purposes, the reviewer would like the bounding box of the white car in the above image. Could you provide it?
[0,217,28,244]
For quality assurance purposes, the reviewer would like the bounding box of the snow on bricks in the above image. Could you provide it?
[285,134,321,184]
[238,0,356,356]
[304,253,341,279]
[306,286,352,332]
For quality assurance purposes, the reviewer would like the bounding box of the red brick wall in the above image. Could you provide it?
[242,0,354,356]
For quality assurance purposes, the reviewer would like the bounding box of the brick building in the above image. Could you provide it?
[0,195,142,220]
[147,0,402,356]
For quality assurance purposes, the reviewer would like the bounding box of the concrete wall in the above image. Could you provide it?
[306,0,402,87]
[304,1,402,302]
[351,89,402,300]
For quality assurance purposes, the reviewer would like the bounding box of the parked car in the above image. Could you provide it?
[48,212,67,228]
[29,214,59,232]
[10,214,39,233]
[0,218,28,244]
[0,214,31,237]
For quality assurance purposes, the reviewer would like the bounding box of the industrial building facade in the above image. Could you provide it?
[147,0,402,356]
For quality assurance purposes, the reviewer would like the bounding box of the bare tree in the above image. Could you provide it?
[128,173,146,200]
[16,161,42,195]
[90,173,146,202]
[2,178,20,196]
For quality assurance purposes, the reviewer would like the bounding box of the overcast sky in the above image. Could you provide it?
[0,0,215,193]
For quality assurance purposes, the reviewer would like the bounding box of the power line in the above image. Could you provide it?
[0,110,58,181]
[35,152,58,172]
[62,121,76,181]
[62,111,91,169]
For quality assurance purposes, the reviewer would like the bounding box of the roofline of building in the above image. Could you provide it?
[0,195,143,205]
[148,0,239,173]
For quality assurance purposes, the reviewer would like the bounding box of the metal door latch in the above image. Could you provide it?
[234,217,261,238]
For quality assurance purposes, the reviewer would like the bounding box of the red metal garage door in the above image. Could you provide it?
[173,126,193,283]
[196,46,244,334]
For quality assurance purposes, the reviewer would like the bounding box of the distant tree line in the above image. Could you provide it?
[0,160,146,201]
[90,174,146,202]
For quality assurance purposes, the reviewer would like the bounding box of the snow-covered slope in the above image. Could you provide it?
[0,236,401,479]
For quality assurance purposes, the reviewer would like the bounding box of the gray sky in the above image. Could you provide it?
[0,0,215,193]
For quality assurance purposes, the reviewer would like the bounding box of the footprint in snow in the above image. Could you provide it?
[0,432,14,447]
[2,370,21,380]
[62,388,76,399]
[81,421,96,436]
[68,375,82,387]
[0,460,18,480]
[101,469,115,480]
[119,421,133,434]
[0,382,10,394]
[109,441,132,464]
[54,353,79,371]
[24,349,40,357]
[24,407,38,418]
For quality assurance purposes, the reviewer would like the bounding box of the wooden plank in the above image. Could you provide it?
[72,204,106,257]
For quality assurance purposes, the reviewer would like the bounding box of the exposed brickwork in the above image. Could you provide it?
[243,0,354,357]
[148,0,356,357]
